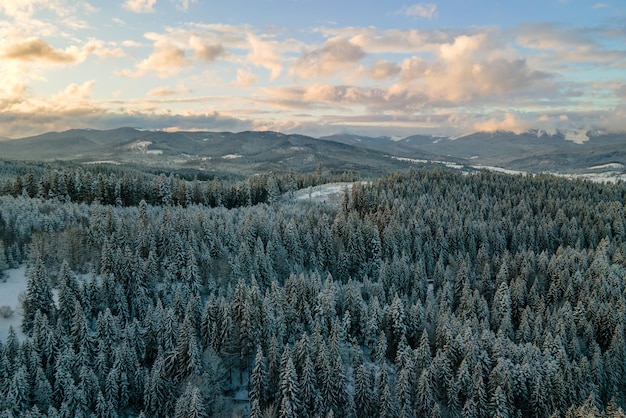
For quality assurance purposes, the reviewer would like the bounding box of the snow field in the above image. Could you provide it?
[0,266,27,341]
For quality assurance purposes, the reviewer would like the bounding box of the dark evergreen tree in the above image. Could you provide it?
[173,385,207,418]
[22,257,55,335]
[250,346,268,410]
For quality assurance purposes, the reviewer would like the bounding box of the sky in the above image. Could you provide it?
[0,0,625,139]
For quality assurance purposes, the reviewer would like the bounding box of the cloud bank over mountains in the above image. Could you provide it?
[0,0,624,138]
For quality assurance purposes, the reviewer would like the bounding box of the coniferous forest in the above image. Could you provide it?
[1,161,626,417]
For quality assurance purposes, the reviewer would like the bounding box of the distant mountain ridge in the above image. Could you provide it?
[323,129,626,173]
[0,128,412,177]
[1,127,624,175]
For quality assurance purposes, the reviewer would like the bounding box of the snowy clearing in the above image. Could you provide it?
[128,140,152,151]
[472,165,527,175]
[589,163,624,170]
[294,182,369,205]
[390,155,464,169]
[0,266,27,342]
[84,160,121,165]
[221,154,242,159]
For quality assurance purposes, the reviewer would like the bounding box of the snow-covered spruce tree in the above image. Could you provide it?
[250,346,268,410]
[174,384,208,418]
[22,256,55,335]
[278,348,301,418]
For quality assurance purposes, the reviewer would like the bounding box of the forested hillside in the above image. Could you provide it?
[1,163,626,417]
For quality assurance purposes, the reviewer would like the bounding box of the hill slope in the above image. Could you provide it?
[324,130,626,173]
[0,128,412,176]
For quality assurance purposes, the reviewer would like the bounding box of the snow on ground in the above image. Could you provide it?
[395,155,626,183]
[390,155,464,169]
[471,165,527,175]
[128,140,152,151]
[84,160,121,165]
[564,129,589,144]
[555,172,626,184]
[221,154,242,159]
[589,163,624,170]
[0,266,27,341]
[391,156,428,164]
[294,182,367,205]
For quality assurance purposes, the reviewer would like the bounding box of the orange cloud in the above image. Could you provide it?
[2,37,78,62]
[405,3,437,19]
[189,36,225,61]
[123,0,156,13]
[473,113,529,133]
[52,80,95,101]
[246,34,284,80]
[369,59,401,80]
[291,37,365,78]
[235,69,256,87]
[147,85,192,97]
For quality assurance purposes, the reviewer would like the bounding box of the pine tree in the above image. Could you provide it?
[22,257,55,335]
[250,398,263,418]
[491,385,510,418]
[299,353,320,417]
[354,364,374,417]
[94,390,117,418]
[6,365,31,415]
[0,240,9,276]
[144,352,173,417]
[378,382,397,418]
[397,365,414,417]
[415,368,434,416]
[56,261,79,331]
[278,349,301,418]
[492,281,513,337]
[375,330,388,364]
[33,367,52,412]
[174,385,208,418]
[250,346,268,409]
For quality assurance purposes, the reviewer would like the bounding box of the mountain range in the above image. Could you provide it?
[0,127,624,176]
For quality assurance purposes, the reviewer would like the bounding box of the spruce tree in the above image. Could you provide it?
[22,257,55,335]
[278,350,301,418]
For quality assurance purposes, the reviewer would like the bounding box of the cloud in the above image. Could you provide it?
[84,39,125,59]
[0,104,254,139]
[174,0,197,11]
[439,33,487,61]
[52,80,95,101]
[291,37,365,78]
[138,44,186,78]
[118,32,188,78]
[2,37,79,62]
[617,85,626,97]
[147,87,177,97]
[122,0,156,13]
[122,40,142,47]
[473,113,530,134]
[246,34,284,80]
[369,59,401,80]
[321,26,452,54]
[235,69,256,87]
[515,23,626,67]
[370,31,553,105]
[0,0,69,19]
[189,36,226,61]
[404,3,437,19]
[118,26,245,79]
[147,85,192,97]
[399,56,428,80]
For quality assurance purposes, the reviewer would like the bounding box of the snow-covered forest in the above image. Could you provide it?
[1,162,626,417]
